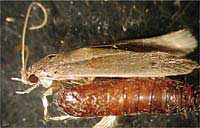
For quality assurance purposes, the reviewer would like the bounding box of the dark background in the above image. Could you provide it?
[1,1,199,127]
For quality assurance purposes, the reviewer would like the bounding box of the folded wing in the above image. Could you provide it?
[37,49,198,80]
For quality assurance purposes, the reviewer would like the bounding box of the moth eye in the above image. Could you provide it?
[47,54,56,59]
[29,74,39,83]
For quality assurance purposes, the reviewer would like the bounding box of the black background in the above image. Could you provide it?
[1,1,199,127]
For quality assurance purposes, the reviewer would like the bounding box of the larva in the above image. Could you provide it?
[57,77,199,117]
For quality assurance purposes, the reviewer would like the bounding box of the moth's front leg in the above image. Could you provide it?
[16,84,39,94]
[41,81,63,121]
[41,81,78,121]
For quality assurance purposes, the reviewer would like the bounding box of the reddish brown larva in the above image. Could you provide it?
[57,78,199,117]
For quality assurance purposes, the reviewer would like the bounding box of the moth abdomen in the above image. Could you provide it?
[57,78,199,117]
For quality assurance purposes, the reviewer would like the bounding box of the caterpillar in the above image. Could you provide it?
[57,77,199,117]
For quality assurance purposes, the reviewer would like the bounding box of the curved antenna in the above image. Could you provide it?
[21,2,47,82]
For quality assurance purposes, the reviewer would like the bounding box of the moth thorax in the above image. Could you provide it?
[40,78,53,88]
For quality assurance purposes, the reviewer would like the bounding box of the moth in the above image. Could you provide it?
[12,2,199,128]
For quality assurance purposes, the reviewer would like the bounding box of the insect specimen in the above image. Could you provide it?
[58,77,199,116]
[12,2,199,128]
[57,77,199,127]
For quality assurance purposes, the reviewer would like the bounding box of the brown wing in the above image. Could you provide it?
[30,48,198,80]
[91,29,197,56]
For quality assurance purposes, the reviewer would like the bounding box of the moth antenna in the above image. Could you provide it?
[21,2,47,82]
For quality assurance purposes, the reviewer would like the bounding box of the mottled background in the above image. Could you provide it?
[1,1,199,128]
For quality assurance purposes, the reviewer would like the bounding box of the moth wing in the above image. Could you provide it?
[50,51,198,80]
[30,48,132,79]
[30,48,131,73]
[91,29,197,56]
[62,47,130,63]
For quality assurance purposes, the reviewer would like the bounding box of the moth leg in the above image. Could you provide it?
[65,80,84,85]
[42,93,50,121]
[42,81,78,121]
[42,95,74,121]
[41,81,62,121]
[46,114,78,121]
[82,77,95,84]
[93,116,118,128]
[183,109,188,119]
[68,77,95,85]
[16,84,39,94]
[42,95,78,121]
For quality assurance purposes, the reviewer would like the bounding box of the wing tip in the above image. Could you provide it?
[163,29,198,54]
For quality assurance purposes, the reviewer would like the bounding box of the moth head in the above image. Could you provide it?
[11,66,41,94]
[11,71,40,94]
[26,70,53,88]
[11,2,48,94]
